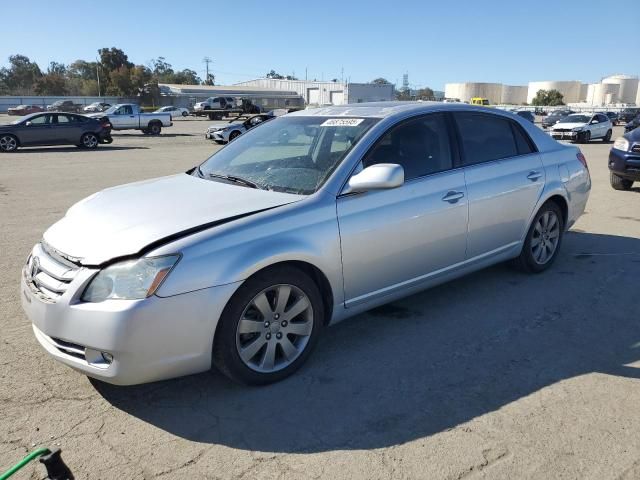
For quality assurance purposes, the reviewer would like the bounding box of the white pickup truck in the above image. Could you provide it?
[88,104,172,134]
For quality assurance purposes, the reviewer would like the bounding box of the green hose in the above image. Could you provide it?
[0,448,51,480]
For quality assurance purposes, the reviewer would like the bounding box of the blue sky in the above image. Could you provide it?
[3,0,637,90]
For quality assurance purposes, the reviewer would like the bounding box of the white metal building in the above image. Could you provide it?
[601,75,639,104]
[500,85,528,105]
[234,78,394,106]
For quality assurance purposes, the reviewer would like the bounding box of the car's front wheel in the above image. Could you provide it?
[513,202,564,273]
[610,172,633,191]
[213,265,324,385]
[0,134,18,152]
[603,129,612,142]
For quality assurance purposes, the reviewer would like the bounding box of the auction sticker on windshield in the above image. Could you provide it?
[320,118,365,127]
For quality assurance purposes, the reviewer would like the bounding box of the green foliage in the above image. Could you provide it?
[0,49,204,96]
[531,89,565,106]
[266,69,298,80]
[371,78,392,85]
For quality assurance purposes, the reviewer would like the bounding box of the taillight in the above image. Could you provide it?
[101,122,112,129]
[576,151,588,171]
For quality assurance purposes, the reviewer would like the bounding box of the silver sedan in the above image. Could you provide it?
[20,102,591,385]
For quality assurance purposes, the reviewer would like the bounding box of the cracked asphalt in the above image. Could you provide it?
[1,115,639,479]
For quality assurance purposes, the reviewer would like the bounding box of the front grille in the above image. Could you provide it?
[631,144,640,153]
[25,242,80,302]
[553,128,572,133]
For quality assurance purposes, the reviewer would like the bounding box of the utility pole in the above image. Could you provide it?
[203,57,212,84]
[96,57,101,97]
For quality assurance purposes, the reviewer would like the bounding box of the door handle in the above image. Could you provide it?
[527,171,542,181]
[442,191,465,203]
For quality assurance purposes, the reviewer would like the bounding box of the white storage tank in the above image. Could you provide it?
[527,81,583,104]
[501,85,527,105]
[601,75,639,104]
[444,82,503,104]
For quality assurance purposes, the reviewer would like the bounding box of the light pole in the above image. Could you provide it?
[96,57,101,97]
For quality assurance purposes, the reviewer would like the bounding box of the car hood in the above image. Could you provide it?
[551,122,587,130]
[43,173,303,266]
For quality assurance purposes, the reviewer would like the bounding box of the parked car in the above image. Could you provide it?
[619,108,640,123]
[623,114,640,133]
[46,100,82,113]
[20,103,590,386]
[206,113,276,143]
[550,112,612,143]
[83,102,111,113]
[7,104,44,116]
[541,110,574,129]
[604,111,619,126]
[515,110,535,123]
[609,128,640,190]
[87,104,172,134]
[194,96,236,112]
[154,106,190,118]
[0,112,112,152]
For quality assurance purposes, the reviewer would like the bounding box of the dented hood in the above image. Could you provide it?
[43,173,302,265]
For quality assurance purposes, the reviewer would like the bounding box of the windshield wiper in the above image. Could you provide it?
[208,173,259,189]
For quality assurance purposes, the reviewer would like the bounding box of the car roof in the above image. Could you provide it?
[288,101,508,119]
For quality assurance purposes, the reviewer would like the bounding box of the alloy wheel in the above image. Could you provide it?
[531,211,560,265]
[235,284,314,373]
[82,134,98,148]
[0,135,17,152]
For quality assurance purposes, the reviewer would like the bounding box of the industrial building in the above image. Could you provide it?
[444,82,505,104]
[234,78,394,106]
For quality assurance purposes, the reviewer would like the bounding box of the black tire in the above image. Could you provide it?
[182,110,188,117]
[0,134,19,152]
[610,172,633,191]
[213,265,324,385]
[80,132,99,149]
[148,122,162,135]
[512,201,564,273]
[214,140,224,145]
[603,129,612,142]
[583,131,591,143]
[229,130,241,141]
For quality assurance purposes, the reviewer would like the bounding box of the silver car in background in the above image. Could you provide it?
[20,102,591,386]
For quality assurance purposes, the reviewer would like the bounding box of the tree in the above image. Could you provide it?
[203,73,215,86]
[172,69,201,85]
[372,78,392,85]
[98,47,133,73]
[1,54,42,94]
[34,74,67,95]
[531,89,565,106]
[415,87,434,100]
[150,56,175,82]
[266,69,284,79]
[265,70,298,81]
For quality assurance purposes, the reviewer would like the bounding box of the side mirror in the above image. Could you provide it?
[343,164,404,194]
[25,121,32,126]
[590,120,598,124]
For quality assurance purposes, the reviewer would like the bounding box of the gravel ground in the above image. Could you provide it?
[1,115,639,479]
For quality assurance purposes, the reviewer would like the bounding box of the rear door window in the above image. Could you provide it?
[454,112,520,165]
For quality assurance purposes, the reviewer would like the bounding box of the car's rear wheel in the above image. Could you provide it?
[148,122,162,135]
[603,129,612,142]
[610,172,633,191]
[513,202,564,273]
[182,111,188,117]
[80,132,99,149]
[0,134,18,152]
[213,265,324,385]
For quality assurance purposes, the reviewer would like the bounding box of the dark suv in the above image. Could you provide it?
[542,110,574,128]
[609,128,640,190]
[619,108,640,123]
[46,100,82,113]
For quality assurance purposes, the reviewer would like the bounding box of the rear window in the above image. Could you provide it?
[454,113,521,165]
